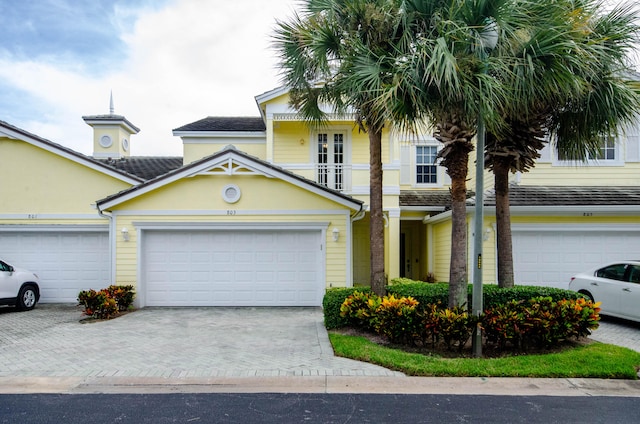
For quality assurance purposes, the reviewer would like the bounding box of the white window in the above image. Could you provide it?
[316,132,345,191]
[416,145,438,184]
[587,135,616,161]
[400,141,445,187]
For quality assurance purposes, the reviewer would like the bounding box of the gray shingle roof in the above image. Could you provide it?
[400,190,475,208]
[484,185,640,206]
[173,117,266,132]
[97,157,183,180]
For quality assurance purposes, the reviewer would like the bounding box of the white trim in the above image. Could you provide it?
[509,205,640,215]
[400,215,427,221]
[512,223,640,232]
[92,152,124,159]
[112,209,351,216]
[174,131,266,139]
[401,206,447,213]
[277,163,315,170]
[0,123,141,185]
[133,221,331,231]
[387,208,401,218]
[255,86,290,105]
[0,224,108,232]
[0,213,106,220]
[351,186,401,195]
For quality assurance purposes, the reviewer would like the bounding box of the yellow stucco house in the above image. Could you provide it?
[2,86,640,307]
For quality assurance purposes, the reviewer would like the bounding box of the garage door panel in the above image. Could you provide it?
[143,229,323,306]
[513,229,640,288]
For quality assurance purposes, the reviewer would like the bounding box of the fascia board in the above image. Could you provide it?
[172,130,266,138]
[255,86,290,105]
[509,205,640,215]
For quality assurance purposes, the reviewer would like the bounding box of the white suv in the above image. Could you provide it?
[0,259,40,310]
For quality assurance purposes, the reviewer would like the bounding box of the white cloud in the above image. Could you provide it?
[0,0,298,156]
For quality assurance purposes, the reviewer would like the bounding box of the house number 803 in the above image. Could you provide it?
[226,210,237,216]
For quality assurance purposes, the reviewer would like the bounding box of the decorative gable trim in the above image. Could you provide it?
[97,146,363,211]
[193,156,268,177]
[0,120,142,185]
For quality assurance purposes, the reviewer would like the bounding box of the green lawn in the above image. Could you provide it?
[329,332,640,379]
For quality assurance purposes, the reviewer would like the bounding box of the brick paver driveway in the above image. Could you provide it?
[0,305,402,378]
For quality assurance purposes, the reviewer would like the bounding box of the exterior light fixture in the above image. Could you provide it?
[332,227,340,242]
[121,227,130,242]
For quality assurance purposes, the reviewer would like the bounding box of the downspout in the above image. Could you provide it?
[95,203,115,284]
[349,204,366,287]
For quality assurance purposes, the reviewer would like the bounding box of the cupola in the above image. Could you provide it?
[83,92,140,159]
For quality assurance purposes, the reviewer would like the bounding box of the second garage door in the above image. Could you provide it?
[142,229,324,306]
[513,227,640,288]
[0,230,110,302]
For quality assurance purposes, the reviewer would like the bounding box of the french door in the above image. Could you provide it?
[317,132,344,191]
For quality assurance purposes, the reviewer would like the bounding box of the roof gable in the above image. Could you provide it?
[97,145,363,211]
[0,119,143,185]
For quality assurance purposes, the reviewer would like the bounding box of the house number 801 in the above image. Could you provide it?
[226,210,237,216]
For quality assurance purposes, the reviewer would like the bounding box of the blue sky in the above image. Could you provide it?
[0,0,297,155]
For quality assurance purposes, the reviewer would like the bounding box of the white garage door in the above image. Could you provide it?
[0,231,110,302]
[513,227,640,288]
[143,230,323,306]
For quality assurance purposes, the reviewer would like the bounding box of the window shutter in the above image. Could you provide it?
[400,146,411,185]
[625,121,640,162]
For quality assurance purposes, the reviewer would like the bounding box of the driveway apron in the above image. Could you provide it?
[0,305,402,378]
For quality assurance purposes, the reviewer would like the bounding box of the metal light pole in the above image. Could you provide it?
[472,20,498,358]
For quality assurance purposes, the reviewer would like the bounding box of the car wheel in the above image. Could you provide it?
[579,290,594,303]
[18,286,38,311]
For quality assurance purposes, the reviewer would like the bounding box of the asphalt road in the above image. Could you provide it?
[2,393,639,423]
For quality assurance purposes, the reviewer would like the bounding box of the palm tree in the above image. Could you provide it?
[371,0,522,307]
[273,0,410,296]
[485,0,640,287]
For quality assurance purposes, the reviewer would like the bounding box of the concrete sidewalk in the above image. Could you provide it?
[2,375,640,397]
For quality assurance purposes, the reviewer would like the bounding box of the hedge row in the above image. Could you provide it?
[387,282,585,308]
[324,283,585,330]
[340,291,600,351]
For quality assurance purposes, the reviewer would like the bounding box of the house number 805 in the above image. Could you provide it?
[226,210,237,216]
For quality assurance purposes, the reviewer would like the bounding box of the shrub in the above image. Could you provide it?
[482,300,526,349]
[78,284,136,319]
[105,285,136,311]
[482,297,601,350]
[340,291,380,330]
[323,287,371,329]
[373,295,419,344]
[437,306,478,352]
[77,289,119,320]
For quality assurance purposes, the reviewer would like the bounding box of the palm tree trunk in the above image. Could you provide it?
[494,158,514,287]
[448,165,469,308]
[369,129,386,296]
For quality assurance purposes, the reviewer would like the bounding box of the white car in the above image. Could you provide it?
[569,261,640,322]
[0,259,40,310]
